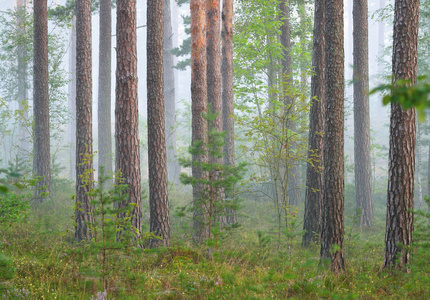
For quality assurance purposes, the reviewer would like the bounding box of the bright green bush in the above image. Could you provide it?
[0,192,30,226]
[0,253,15,281]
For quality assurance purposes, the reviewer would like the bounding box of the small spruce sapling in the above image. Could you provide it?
[179,105,246,246]
[85,167,139,290]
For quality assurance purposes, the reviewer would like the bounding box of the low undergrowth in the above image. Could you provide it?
[0,184,429,299]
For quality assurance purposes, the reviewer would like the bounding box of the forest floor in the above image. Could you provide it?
[1,181,430,299]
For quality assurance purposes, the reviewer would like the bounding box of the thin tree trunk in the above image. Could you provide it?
[383,0,419,270]
[222,0,236,225]
[191,0,209,243]
[98,0,113,182]
[17,0,29,156]
[75,0,94,242]
[164,0,180,185]
[303,0,325,247]
[288,0,305,207]
[67,17,77,180]
[320,0,345,273]
[33,0,50,202]
[278,0,297,209]
[353,0,373,227]
[378,0,385,77]
[116,0,142,235]
[148,0,171,247]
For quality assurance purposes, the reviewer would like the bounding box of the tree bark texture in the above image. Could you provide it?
[428,127,430,222]
[206,0,224,227]
[116,0,142,235]
[320,0,345,273]
[303,0,325,247]
[191,0,209,243]
[98,0,113,180]
[75,0,94,242]
[67,17,77,180]
[148,0,171,247]
[416,120,423,208]
[353,0,373,227]
[383,0,419,270]
[33,0,51,202]
[222,0,236,225]
[206,0,222,132]
[164,0,180,184]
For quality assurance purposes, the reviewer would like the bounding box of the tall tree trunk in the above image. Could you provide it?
[383,0,419,270]
[303,0,325,247]
[33,0,50,202]
[206,0,222,129]
[148,0,171,247]
[278,0,297,209]
[206,0,223,225]
[67,17,77,180]
[191,0,209,243]
[288,0,306,207]
[75,0,94,242]
[222,0,236,225]
[353,0,373,227]
[116,0,142,235]
[377,0,385,77]
[416,120,423,208]
[17,0,29,156]
[428,129,430,222]
[98,0,113,181]
[164,0,180,184]
[320,0,345,273]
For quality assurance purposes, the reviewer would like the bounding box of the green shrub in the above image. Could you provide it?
[0,253,15,281]
[0,192,30,226]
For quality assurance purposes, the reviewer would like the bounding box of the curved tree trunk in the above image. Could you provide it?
[33,0,50,203]
[75,0,94,242]
[320,0,345,273]
[303,0,325,247]
[98,0,113,182]
[191,0,209,243]
[353,0,373,227]
[383,0,419,270]
[116,0,142,235]
[148,0,171,247]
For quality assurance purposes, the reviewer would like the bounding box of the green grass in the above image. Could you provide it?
[0,182,429,299]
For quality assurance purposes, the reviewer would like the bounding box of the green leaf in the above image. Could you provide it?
[0,185,7,194]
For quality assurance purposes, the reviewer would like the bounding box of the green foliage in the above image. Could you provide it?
[0,253,15,281]
[0,192,30,226]
[171,12,191,70]
[0,177,430,298]
[0,5,70,160]
[179,105,247,238]
[48,0,117,24]
[370,76,430,121]
[0,163,33,227]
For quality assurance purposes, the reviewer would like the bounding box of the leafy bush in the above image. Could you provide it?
[0,192,29,226]
[0,253,15,281]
